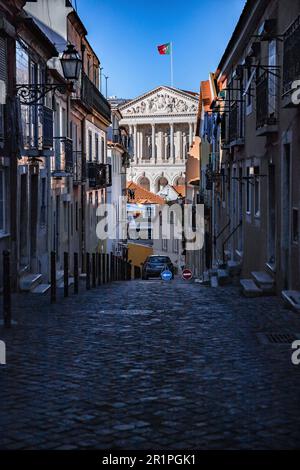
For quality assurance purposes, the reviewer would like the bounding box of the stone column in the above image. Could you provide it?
[151,123,156,162]
[134,124,138,163]
[189,122,193,147]
[179,129,183,160]
[170,123,174,162]
[140,125,144,160]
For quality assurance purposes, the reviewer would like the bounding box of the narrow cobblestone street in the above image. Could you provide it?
[1,279,300,450]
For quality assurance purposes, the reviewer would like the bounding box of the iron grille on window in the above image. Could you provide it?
[283,15,300,94]
[256,70,278,128]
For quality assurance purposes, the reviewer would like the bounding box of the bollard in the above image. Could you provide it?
[122,259,125,281]
[127,262,131,281]
[106,253,110,283]
[92,253,96,288]
[110,254,113,282]
[64,252,69,297]
[97,253,102,286]
[3,250,11,328]
[50,251,56,304]
[111,253,116,281]
[74,252,79,294]
[86,252,90,290]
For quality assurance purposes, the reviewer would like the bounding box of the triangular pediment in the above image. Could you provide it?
[119,86,198,117]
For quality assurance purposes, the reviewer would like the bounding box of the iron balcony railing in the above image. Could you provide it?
[52,137,73,177]
[283,15,300,94]
[228,102,238,142]
[81,72,111,122]
[112,132,132,151]
[87,162,112,189]
[256,70,278,129]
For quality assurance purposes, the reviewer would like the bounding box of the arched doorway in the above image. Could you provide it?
[174,176,185,186]
[157,177,168,192]
[138,176,150,191]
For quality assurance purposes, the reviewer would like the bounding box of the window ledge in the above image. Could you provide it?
[0,232,10,240]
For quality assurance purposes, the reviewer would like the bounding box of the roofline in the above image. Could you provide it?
[118,85,199,111]
[215,0,269,78]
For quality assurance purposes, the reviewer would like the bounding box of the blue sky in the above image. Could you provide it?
[76,0,246,99]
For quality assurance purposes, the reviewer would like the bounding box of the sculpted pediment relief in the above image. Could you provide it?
[121,88,198,116]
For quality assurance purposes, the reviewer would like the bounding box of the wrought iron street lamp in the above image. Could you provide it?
[60,44,82,81]
[16,44,82,106]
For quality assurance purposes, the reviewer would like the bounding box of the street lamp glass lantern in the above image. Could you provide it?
[61,44,82,81]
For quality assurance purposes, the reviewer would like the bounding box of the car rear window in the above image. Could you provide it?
[148,257,171,264]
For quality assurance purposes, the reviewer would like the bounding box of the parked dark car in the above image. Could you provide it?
[142,255,175,280]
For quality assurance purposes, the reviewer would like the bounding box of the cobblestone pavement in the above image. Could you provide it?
[1,277,300,450]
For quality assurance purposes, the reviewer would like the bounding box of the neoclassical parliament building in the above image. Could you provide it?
[119,86,198,195]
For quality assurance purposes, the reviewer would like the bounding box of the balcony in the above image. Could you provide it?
[283,15,300,99]
[112,132,132,151]
[87,162,112,189]
[256,70,278,135]
[22,105,54,157]
[81,72,111,122]
[52,137,73,178]
[229,102,238,143]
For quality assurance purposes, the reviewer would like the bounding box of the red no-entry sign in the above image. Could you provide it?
[182,269,193,281]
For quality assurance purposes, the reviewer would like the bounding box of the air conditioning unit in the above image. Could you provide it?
[257,19,277,40]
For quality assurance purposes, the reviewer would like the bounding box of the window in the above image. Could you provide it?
[75,201,79,232]
[0,169,6,232]
[162,238,168,251]
[0,37,7,151]
[268,40,277,116]
[254,166,260,217]
[246,167,251,213]
[101,137,105,163]
[40,177,46,226]
[88,131,92,161]
[292,208,299,243]
[173,238,179,253]
[95,134,99,161]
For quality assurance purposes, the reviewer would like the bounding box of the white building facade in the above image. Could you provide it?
[119,86,198,194]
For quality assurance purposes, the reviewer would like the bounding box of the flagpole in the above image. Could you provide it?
[170,42,174,87]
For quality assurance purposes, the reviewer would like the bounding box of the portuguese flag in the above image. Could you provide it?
[157,43,171,55]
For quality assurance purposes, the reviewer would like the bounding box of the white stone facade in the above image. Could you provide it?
[119,86,198,194]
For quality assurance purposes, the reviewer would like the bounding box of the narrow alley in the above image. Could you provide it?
[1,279,300,450]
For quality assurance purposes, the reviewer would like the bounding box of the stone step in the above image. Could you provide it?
[57,277,74,289]
[56,270,64,282]
[251,271,275,293]
[217,269,230,286]
[282,290,300,312]
[31,283,51,295]
[227,260,242,276]
[210,276,219,288]
[19,273,42,292]
[240,279,263,297]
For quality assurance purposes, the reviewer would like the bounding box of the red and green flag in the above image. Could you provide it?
[157,43,171,55]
